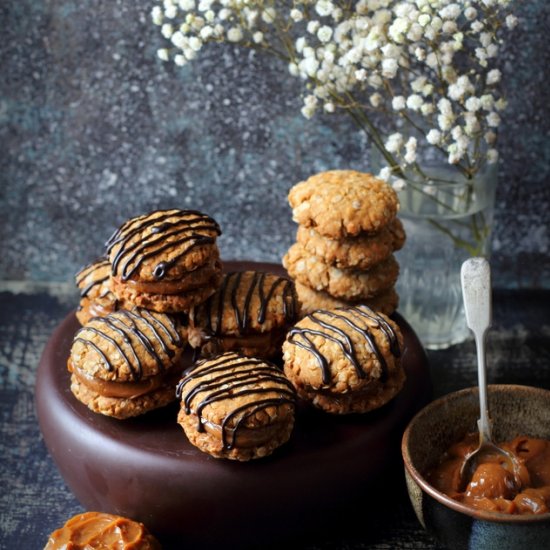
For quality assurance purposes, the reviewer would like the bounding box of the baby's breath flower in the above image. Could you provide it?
[486,68,501,85]
[316,0,335,17]
[495,98,508,111]
[506,14,518,29]
[174,53,187,66]
[317,26,333,43]
[392,178,407,191]
[227,27,243,42]
[464,7,477,20]
[161,23,174,38]
[420,103,434,116]
[385,132,404,154]
[378,167,392,181]
[406,94,423,111]
[152,0,516,180]
[487,112,501,127]
[438,113,454,131]
[307,20,320,35]
[404,136,417,164]
[164,4,177,19]
[152,6,164,25]
[370,92,382,107]
[290,9,303,23]
[301,95,318,118]
[381,58,398,78]
[355,68,367,81]
[465,97,481,112]
[392,96,406,110]
[426,129,442,145]
[178,0,195,10]
[157,48,170,61]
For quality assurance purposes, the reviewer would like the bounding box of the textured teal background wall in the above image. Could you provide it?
[0,1,548,287]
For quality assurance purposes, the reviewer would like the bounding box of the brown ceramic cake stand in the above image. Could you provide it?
[36,261,431,548]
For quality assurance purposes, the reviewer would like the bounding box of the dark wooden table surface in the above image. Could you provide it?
[1,285,549,550]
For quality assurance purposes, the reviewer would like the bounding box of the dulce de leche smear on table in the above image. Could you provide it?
[44,511,161,550]
[426,433,550,515]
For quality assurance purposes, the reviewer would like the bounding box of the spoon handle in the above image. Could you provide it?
[461,257,493,444]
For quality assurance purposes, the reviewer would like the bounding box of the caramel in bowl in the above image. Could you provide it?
[401,385,550,550]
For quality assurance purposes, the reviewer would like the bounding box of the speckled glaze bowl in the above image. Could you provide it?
[402,385,550,550]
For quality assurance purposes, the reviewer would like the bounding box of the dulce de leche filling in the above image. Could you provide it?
[426,433,550,515]
[191,330,285,358]
[198,411,291,449]
[113,261,220,295]
[68,359,181,399]
[44,511,161,550]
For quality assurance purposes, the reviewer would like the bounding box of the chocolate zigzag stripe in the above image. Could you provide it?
[176,354,295,450]
[201,271,298,335]
[105,209,221,281]
[74,309,183,381]
[287,305,401,384]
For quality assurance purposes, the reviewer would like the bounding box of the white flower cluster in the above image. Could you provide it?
[151,0,518,183]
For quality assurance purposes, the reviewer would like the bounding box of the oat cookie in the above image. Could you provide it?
[288,170,399,239]
[176,352,296,461]
[106,209,222,313]
[189,270,301,359]
[68,308,188,419]
[283,242,399,300]
[75,257,120,325]
[44,512,161,550]
[296,218,405,270]
[282,305,405,414]
[295,281,399,317]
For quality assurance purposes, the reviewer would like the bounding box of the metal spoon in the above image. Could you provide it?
[458,257,521,491]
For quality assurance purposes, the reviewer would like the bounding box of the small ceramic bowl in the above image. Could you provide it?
[402,384,550,550]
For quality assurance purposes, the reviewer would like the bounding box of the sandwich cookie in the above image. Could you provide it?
[176,352,296,461]
[106,208,222,313]
[189,270,300,360]
[282,305,405,414]
[68,308,187,419]
[75,257,120,325]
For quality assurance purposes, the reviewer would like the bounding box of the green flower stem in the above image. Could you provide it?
[428,218,487,257]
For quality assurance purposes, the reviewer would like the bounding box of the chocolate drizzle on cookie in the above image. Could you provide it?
[176,353,295,451]
[75,258,111,298]
[287,305,400,384]
[201,271,298,336]
[105,209,221,281]
[74,309,183,380]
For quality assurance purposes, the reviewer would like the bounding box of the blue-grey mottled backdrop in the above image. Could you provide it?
[1,1,548,288]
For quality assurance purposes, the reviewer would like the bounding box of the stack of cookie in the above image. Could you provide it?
[283,170,405,316]
[69,208,224,419]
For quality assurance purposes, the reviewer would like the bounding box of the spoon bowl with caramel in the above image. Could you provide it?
[402,384,550,550]
[458,258,523,493]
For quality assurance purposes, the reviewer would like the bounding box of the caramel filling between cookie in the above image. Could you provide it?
[69,360,182,399]
[196,413,292,449]
[79,298,117,320]
[199,331,286,357]
[112,261,221,295]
